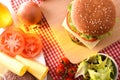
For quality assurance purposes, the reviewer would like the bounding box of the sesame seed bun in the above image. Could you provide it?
[71,0,116,36]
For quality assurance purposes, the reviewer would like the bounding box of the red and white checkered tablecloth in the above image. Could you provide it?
[10,0,120,80]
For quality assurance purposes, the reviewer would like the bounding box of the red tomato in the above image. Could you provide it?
[64,77,74,80]
[56,63,65,76]
[61,57,71,66]
[20,33,42,58]
[0,28,25,57]
[67,66,77,78]
[81,37,98,42]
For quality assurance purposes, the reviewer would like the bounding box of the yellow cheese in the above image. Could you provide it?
[0,52,28,76]
[15,55,49,80]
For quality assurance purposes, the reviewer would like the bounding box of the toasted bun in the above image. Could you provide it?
[71,0,116,36]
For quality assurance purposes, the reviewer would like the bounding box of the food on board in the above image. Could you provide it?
[63,0,116,48]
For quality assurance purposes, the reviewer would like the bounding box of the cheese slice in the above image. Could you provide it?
[0,52,28,76]
[62,18,100,49]
[15,55,49,80]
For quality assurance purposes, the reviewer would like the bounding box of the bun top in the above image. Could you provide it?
[71,0,116,36]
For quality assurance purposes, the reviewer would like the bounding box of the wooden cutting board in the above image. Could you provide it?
[40,0,120,64]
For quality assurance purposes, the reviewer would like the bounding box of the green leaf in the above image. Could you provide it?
[75,61,88,78]
[75,55,115,80]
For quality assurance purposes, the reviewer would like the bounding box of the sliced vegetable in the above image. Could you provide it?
[20,33,42,58]
[0,28,25,57]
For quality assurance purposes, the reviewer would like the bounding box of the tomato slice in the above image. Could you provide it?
[0,28,25,57]
[20,33,42,58]
[81,37,98,42]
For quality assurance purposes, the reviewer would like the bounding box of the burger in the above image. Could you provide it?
[62,0,116,49]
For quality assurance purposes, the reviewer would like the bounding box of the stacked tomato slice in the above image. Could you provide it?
[0,27,42,58]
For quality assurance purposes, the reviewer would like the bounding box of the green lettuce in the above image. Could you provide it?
[75,55,115,80]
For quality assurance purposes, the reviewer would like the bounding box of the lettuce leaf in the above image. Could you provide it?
[75,55,115,80]
[75,61,88,78]
[88,68,113,80]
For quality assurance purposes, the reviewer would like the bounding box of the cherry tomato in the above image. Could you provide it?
[20,33,42,58]
[56,63,65,76]
[0,28,25,57]
[67,66,77,78]
[61,57,71,66]
[64,77,74,80]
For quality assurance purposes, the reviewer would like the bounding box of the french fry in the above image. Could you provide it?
[0,52,28,76]
[15,55,49,80]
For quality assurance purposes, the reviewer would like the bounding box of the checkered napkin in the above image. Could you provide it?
[10,0,120,80]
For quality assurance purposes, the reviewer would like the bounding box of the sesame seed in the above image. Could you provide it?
[82,18,85,21]
[104,26,107,29]
[85,3,89,8]
[101,3,103,5]
[93,25,96,27]
[89,10,91,13]
[87,30,89,32]
[87,26,90,28]
[91,21,94,24]
[89,21,91,24]
[98,5,101,8]
[93,5,95,7]
[80,14,82,17]
[103,7,107,11]
[101,31,104,33]
[106,19,108,22]
[100,26,103,29]
[94,10,97,13]
[86,20,88,23]
[84,30,87,32]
